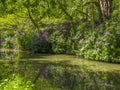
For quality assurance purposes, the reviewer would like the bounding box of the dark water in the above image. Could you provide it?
[0,49,120,90]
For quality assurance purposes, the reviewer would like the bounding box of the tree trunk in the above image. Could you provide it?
[91,4,95,31]
[26,0,39,30]
[99,0,113,19]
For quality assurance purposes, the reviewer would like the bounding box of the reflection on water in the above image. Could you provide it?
[0,49,120,90]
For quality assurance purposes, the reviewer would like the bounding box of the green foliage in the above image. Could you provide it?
[76,16,120,62]
[33,78,57,90]
[2,36,14,49]
[0,0,120,62]
[50,30,67,53]
[0,74,34,90]
[16,30,37,50]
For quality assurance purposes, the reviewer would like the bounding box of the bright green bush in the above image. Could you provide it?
[0,74,34,90]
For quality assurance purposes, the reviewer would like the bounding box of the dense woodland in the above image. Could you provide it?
[0,0,120,62]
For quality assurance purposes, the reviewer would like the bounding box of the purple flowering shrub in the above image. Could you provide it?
[76,17,120,62]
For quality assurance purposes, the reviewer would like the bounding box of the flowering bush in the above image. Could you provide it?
[76,16,120,62]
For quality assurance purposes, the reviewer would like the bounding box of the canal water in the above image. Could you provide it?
[0,49,120,90]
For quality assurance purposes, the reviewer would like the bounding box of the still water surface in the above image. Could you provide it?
[0,49,120,90]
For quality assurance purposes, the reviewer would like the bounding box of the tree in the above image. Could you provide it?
[99,0,113,19]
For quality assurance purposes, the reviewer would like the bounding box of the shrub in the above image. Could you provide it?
[0,74,34,90]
